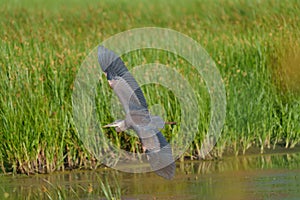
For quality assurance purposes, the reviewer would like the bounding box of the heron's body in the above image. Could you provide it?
[98,46,175,179]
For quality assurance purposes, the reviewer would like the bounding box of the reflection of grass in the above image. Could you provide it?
[98,175,121,200]
[180,152,300,175]
[32,174,121,199]
[0,171,123,199]
[1,153,300,199]
[37,179,79,200]
[0,0,299,174]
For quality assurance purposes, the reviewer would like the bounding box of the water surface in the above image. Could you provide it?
[1,153,300,199]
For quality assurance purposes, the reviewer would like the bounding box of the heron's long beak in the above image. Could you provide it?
[103,123,118,128]
[103,120,123,128]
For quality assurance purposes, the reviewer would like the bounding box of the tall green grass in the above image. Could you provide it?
[0,0,300,174]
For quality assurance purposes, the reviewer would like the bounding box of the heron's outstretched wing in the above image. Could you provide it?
[97,46,148,112]
[138,127,176,180]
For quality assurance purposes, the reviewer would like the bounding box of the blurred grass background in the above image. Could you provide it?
[0,0,299,174]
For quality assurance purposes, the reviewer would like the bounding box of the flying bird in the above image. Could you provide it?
[98,46,175,179]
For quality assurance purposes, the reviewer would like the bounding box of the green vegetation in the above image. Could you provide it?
[0,0,300,174]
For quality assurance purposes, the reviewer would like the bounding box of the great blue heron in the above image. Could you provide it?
[98,46,175,179]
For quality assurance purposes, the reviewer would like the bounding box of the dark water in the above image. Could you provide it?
[1,153,300,200]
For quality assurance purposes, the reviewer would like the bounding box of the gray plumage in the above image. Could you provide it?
[98,46,175,179]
